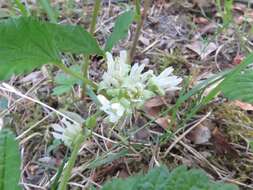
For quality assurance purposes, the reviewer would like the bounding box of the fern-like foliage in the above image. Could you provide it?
[0,17,103,80]
[0,128,21,190]
[101,166,238,190]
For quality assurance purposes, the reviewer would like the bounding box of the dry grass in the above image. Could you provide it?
[1,0,253,189]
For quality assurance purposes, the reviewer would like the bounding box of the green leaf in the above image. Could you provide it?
[104,10,135,52]
[0,128,21,190]
[50,23,103,55]
[85,115,97,129]
[52,65,82,95]
[221,70,253,103]
[219,54,253,103]
[0,17,60,80]
[101,165,239,190]
[0,17,103,81]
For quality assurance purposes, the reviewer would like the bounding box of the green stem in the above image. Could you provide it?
[57,63,97,89]
[81,55,90,99]
[129,0,150,63]
[89,0,101,34]
[82,0,101,98]
[58,133,84,190]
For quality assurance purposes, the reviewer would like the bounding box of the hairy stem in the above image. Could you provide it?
[129,0,150,63]
[89,0,101,34]
[82,0,101,98]
[58,133,84,190]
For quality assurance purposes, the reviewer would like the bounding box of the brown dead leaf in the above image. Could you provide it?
[186,41,218,60]
[144,96,165,117]
[188,125,211,144]
[233,3,247,13]
[155,117,170,129]
[193,17,209,25]
[233,100,253,111]
[211,128,238,158]
[144,97,171,129]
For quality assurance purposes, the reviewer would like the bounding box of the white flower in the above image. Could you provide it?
[97,95,125,123]
[148,67,182,95]
[121,63,154,104]
[97,50,182,125]
[99,51,130,90]
[52,118,82,148]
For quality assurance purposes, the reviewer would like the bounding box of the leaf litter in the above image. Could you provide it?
[1,0,253,189]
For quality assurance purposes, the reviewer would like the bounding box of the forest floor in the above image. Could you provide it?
[1,0,253,189]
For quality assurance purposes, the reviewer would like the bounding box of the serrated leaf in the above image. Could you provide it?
[219,54,253,103]
[104,10,135,52]
[0,17,60,80]
[0,17,103,81]
[50,23,103,55]
[221,70,253,103]
[101,165,238,190]
[0,128,21,190]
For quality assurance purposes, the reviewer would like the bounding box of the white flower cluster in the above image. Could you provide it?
[97,51,182,123]
[52,118,82,148]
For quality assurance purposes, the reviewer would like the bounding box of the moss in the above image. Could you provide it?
[213,103,253,142]
[153,50,188,76]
